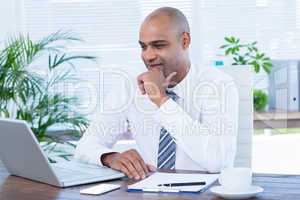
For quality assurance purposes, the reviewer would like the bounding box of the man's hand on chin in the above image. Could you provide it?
[137,68,177,107]
[101,149,156,180]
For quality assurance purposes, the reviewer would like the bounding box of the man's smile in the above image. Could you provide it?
[148,63,163,69]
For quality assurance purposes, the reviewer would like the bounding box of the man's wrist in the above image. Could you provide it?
[100,152,119,167]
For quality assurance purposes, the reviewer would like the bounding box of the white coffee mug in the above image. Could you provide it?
[219,167,252,191]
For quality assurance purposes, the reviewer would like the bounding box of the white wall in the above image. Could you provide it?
[0,0,22,46]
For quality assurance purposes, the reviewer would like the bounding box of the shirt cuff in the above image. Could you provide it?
[93,148,116,167]
[74,146,117,167]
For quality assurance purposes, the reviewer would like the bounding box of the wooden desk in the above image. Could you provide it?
[0,165,300,200]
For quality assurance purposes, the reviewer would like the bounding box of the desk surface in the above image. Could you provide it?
[0,165,300,200]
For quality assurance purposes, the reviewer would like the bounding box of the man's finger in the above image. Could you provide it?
[132,153,149,175]
[163,72,177,88]
[137,76,146,95]
[118,163,133,179]
[121,158,140,180]
[165,72,177,83]
[129,150,149,176]
[126,155,146,179]
[139,159,149,175]
[110,159,133,179]
[146,164,156,172]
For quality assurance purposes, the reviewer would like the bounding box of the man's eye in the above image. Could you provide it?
[155,44,165,49]
[140,45,146,50]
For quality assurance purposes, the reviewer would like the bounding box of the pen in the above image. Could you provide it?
[158,181,206,187]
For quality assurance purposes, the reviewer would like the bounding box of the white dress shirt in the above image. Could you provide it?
[74,65,239,172]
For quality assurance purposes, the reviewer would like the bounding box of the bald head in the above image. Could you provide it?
[143,7,190,38]
[139,7,191,83]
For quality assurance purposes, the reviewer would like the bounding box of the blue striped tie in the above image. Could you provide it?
[157,90,179,170]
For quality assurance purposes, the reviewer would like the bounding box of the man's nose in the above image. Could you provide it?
[143,47,157,62]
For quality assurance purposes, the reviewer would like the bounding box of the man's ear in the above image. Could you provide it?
[182,32,191,49]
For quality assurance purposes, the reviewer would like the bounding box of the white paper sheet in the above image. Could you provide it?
[127,172,219,193]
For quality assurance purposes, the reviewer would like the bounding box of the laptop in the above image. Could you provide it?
[0,118,125,187]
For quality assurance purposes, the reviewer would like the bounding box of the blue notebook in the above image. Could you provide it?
[127,172,219,193]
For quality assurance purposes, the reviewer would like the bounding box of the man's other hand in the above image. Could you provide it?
[101,149,156,180]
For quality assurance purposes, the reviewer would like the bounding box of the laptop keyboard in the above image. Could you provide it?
[51,162,123,181]
[52,167,95,180]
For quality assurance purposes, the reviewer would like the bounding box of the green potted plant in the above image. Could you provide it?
[0,31,96,162]
[220,36,272,74]
[220,36,272,111]
[253,89,268,111]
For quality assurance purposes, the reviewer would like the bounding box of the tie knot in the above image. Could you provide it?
[166,90,179,101]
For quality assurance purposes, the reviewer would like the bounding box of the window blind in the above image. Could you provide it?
[21,0,193,116]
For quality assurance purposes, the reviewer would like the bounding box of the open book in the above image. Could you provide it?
[127,172,219,193]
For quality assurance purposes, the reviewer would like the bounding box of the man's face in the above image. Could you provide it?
[139,17,184,78]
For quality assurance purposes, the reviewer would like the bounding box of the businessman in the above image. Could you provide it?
[75,7,239,180]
